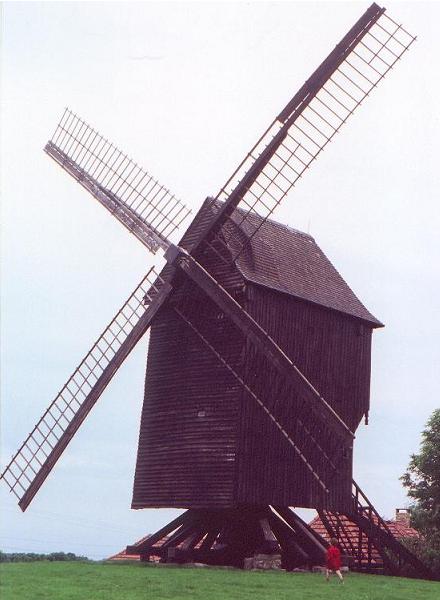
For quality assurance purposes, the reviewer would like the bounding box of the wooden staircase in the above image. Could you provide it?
[317,480,433,578]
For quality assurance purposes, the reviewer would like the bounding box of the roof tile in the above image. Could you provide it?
[231,207,383,327]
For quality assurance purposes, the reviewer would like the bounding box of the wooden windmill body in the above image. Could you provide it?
[1,3,434,578]
[133,199,381,513]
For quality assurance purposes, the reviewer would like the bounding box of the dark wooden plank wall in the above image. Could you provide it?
[236,284,372,511]
[236,341,353,511]
[132,228,246,509]
[245,284,372,430]
[131,300,242,509]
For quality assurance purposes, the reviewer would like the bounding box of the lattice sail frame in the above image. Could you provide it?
[1,268,166,511]
[46,109,192,253]
[207,6,416,260]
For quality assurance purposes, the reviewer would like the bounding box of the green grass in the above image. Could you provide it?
[0,561,439,600]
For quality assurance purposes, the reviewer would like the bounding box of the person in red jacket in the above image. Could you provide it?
[325,538,344,583]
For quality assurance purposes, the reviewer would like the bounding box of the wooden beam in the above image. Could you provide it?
[274,507,328,561]
[350,512,434,579]
[126,511,190,554]
[267,511,309,563]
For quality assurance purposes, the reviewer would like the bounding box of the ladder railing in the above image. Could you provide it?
[352,480,394,537]
[319,480,434,578]
[1,268,167,511]
[326,511,363,560]
[350,480,433,577]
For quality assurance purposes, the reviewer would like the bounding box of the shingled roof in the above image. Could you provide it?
[233,210,382,327]
[184,199,382,328]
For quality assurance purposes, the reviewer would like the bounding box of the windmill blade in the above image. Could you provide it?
[1,268,170,511]
[45,109,192,253]
[198,3,415,261]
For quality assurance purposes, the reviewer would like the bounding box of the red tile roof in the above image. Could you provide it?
[309,512,419,545]
[108,535,155,562]
[386,520,419,539]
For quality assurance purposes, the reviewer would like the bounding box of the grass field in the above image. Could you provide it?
[1,561,439,600]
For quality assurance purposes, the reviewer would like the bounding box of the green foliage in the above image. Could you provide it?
[0,551,89,563]
[1,562,439,600]
[401,408,440,576]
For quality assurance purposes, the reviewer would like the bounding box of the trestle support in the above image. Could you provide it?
[126,506,327,569]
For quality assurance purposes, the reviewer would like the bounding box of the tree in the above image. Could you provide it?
[0,551,89,563]
[401,408,440,575]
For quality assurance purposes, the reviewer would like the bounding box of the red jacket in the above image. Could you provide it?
[326,545,341,570]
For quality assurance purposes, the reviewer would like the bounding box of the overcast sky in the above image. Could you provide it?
[1,1,439,560]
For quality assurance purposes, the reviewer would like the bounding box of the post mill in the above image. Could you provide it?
[1,3,432,578]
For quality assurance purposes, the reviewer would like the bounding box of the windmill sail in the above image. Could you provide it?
[45,109,192,253]
[0,268,170,511]
[200,3,415,261]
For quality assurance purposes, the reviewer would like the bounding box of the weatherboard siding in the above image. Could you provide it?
[235,283,369,511]
[132,286,243,509]
[132,200,377,511]
[245,284,373,431]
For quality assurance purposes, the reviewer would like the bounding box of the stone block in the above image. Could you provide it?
[244,553,282,570]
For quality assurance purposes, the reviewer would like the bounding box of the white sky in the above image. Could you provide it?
[1,1,439,560]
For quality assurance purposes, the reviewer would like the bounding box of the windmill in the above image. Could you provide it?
[1,3,432,577]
